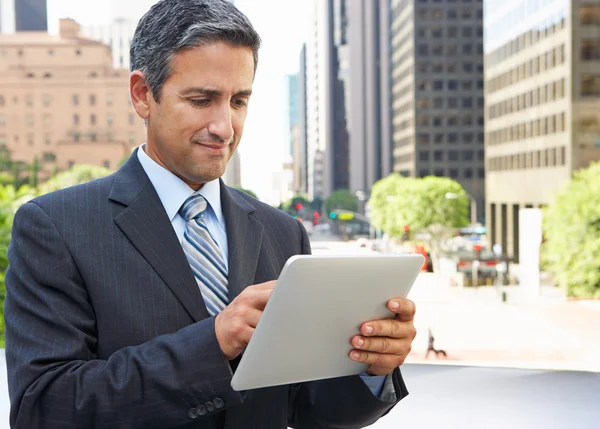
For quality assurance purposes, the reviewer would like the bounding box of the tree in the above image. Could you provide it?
[282,194,310,212]
[542,162,600,298]
[324,189,359,215]
[30,156,39,188]
[233,186,258,199]
[369,174,469,271]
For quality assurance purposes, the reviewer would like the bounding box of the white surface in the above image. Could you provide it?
[519,209,543,299]
[231,254,424,391]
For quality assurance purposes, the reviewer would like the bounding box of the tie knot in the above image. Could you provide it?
[180,193,208,221]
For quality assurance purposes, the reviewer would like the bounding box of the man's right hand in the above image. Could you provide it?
[214,281,276,360]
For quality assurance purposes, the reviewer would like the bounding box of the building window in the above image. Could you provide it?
[433,80,444,91]
[68,160,75,168]
[107,95,113,106]
[45,134,51,145]
[581,40,600,61]
[581,5,600,25]
[581,75,600,96]
[463,133,474,143]
[0,135,6,146]
[462,27,472,37]
[43,94,51,106]
[107,132,114,142]
[27,115,34,126]
[464,168,473,178]
[449,168,459,179]
[448,133,458,143]
[433,97,444,108]
[419,151,430,161]
[434,168,444,177]
[107,115,114,126]
[418,44,429,55]
[448,98,458,108]
[478,168,484,178]
[0,95,4,107]
[434,151,444,161]
[462,80,473,90]
[417,133,430,144]
[129,133,136,144]
[28,134,34,146]
[76,49,82,56]
[103,160,110,169]
[44,115,51,125]
[73,132,80,143]
[419,169,429,178]
[462,98,472,108]
[91,114,97,125]
[44,73,52,79]
[90,133,97,142]
[433,117,443,127]
[0,114,4,126]
[90,95,96,106]
[26,95,33,107]
[462,150,474,161]
[73,114,79,126]
[73,95,79,106]
[448,150,459,161]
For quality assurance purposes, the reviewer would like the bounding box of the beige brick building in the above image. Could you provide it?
[0,18,145,177]
[484,0,600,262]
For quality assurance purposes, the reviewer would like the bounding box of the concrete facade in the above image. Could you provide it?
[484,0,600,261]
[390,0,486,222]
[0,19,146,176]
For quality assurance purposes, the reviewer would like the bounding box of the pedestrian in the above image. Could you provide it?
[4,1,417,428]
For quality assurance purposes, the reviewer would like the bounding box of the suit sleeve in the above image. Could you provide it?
[4,202,244,429]
[287,220,409,428]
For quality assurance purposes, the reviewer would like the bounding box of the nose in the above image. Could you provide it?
[207,102,234,143]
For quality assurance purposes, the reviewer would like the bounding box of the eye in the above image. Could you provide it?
[190,99,210,107]
[233,99,248,108]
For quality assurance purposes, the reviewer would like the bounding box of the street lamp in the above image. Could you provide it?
[445,192,477,226]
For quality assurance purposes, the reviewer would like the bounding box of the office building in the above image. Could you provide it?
[484,0,600,262]
[83,18,137,69]
[389,0,486,222]
[15,0,47,32]
[292,45,309,195]
[0,19,146,175]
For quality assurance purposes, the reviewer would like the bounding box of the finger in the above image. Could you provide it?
[388,298,416,320]
[248,280,277,291]
[361,319,416,339]
[349,350,403,372]
[241,288,274,310]
[351,335,410,355]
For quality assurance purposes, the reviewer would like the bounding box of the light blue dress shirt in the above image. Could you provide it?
[137,145,391,399]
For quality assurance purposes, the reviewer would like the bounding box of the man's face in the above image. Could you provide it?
[141,43,254,189]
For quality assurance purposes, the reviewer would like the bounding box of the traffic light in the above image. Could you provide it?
[402,225,410,242]
[329,211,337,219]
[473,244,482,260]
[295,203,303,211]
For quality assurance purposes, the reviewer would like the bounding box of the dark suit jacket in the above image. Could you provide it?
[4,151,408,428]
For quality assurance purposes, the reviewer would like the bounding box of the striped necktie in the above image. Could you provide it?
[179,193,229,316]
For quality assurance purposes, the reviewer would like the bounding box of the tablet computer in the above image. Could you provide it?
[230,254,424,391]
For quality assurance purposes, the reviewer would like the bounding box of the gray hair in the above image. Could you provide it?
[130,0,261,102]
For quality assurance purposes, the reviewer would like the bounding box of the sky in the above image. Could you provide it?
[46,0,312,201]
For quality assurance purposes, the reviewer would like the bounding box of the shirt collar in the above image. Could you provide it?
[136,145,224,227]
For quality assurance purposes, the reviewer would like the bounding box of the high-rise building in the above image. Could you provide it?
[306,0,350,200]
[223,151,241,188]
[0,19,146,175]
[83,18,137,70]
[348,0,393,196]
[389,0,486,222]
[288,49,309,195]
[1,0,16,33]
[15,0,47,32]
[484,0,600,262]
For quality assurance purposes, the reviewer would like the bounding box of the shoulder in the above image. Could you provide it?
[227,187,302,230]
[25,174,116,214]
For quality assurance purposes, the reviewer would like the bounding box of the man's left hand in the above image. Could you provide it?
[349,298,417,376]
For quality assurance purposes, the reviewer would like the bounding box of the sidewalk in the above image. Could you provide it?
[405,273,600,372]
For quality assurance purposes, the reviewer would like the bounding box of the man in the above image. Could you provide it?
[4,1,417,428]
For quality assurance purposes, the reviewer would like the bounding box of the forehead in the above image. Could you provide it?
[167,42,255,92]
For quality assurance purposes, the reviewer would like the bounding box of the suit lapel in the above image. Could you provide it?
[109,150,209,322]
[220,182,264,301]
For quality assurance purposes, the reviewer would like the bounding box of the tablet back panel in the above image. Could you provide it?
[230,254,424,391]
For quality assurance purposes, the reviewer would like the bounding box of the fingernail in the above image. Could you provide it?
[356,338,364,346]
[365,325,374,335]
[351,351,360,360]
[390,301,399,310]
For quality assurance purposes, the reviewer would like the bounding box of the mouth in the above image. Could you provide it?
[194,142,229,155]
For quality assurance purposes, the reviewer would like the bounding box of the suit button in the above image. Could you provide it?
[188,408,198,419]
[196,405,207,416]
[214,397,225,409]
[205,401,215,413]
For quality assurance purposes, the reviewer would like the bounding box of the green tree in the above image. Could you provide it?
[233,186,258,199]
[30,155,39,188]
[542,162,600,298]
[324,189,359,215]
[282,194,310,213]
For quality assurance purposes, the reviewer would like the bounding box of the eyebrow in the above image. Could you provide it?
[179,88,253,97]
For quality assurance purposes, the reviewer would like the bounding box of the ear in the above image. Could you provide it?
[130,71,152,121]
